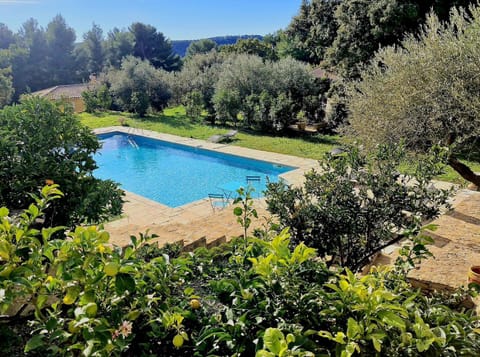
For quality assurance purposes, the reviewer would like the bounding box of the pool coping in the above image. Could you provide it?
[93,127,319,245]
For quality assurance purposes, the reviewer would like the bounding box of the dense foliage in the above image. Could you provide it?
[0,17,179,104]
[347,5,480,186]
[169,50,225,119]
[0,97,123,227]
[169,52,329,130]
[266,144,451,271]
[0,187,478,356]
[81,84,113,113]
[185,39,217,58]
[219,38,278,61]
[282,0,340,64]
[282,0,476,77]
[107,56,172,116]
[172,35,263,57]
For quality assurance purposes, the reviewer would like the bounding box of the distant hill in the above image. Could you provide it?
[172,35,263,57]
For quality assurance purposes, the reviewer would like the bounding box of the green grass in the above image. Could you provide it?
[436,161,480,184]
[79,107,480,184]
[78,107,340,160]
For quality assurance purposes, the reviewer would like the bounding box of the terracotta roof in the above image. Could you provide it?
[31,83,90,100]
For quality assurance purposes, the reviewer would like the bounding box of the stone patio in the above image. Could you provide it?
[372,188,480,291]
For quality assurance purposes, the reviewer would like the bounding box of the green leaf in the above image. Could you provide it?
[123,246,134,259]
[0,207,9,217]
[233,207,243,216]
[256,351,275,357]
[416,338,435,352]
[368,332,386,352]
[41,226,65,243]
[347,318,362,339]
[0,241,11,261]
[126,310,141,321]
[37,294,48,310]
[263,328,285,355]
[79,290,95,305]
[24,334,45,352]
[83,339,95,356]
[286,333,295,344]
[63,287,80,305]
[378,311,406,330]
[184,287,194,296]
[115,273,136,294]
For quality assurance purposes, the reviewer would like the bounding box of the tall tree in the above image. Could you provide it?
[283,0,340,64]
[347,5,480,186]
[104,27,134,68]
[129,22,181,71]
[0,23,15,49]
[326,0,476,78]
[326,0,419,78]
[82,23,105,75]
[10,18,49,95]
[46,14,76,84]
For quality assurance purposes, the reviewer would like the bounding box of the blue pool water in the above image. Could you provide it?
[94,132,295,207]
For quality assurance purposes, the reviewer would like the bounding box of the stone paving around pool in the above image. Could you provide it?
[94,127,318,248]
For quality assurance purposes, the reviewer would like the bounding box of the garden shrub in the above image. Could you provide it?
[0,97,123,227]
[1,186,479,356]
[266,143,452,271]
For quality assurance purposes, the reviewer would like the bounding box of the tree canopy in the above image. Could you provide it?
[347,5,480,185]
[185,38,217,57]
[130,22,181,71]
[283,0,476,77]
[107,56,171,116]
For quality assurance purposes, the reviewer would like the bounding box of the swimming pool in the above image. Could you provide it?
[94,132,295,207]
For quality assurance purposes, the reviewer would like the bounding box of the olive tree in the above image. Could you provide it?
[213,54,324,131]
[0,97,123,227]
[107,56,171,116]
[347,6,480,186]
[169,51,224,120]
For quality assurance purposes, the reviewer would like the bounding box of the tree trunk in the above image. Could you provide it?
[448,156,480,187]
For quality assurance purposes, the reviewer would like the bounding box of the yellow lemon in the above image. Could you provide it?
[189,299,201,310]
[63,294,76,305]
[172,334,184,348]
[68,320,80,333]
[104,262,120,277]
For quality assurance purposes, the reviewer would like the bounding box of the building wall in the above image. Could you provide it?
[53,98,86,113]
[71,98,86,113]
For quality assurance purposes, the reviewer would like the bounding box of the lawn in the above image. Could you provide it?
[79,107,480,185]
[78,107,339,160]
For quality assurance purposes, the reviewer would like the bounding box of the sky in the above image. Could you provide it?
[0,0,303,40]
